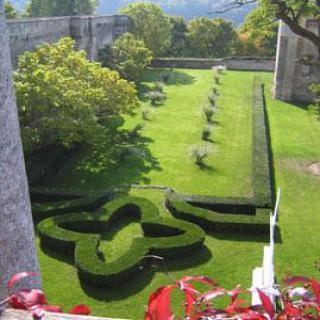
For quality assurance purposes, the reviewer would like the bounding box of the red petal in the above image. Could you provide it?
[257,289,275,319]
[183,286,197,317]
[9,295,28,310]
[284,303,302,316]
[180,276,217,287]
[311,278,320,304]
[201,288,228,301]
[7,272,39,289]
[145,286,175,320]
[19,289,48,307]
[70,304,91,315]
[284,276,310,286]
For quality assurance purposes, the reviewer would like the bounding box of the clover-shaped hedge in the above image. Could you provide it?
[37,196,205,287]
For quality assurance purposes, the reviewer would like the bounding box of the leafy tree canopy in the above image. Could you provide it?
[26,0,99,17]
[120,2,172,56]
[4,1,18,18]
[112,33,153,84]
[186,17,237,58]
[15,37,139,153]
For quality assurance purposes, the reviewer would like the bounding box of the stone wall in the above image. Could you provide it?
[151,57,275,72]
[7,15,131,67]
[274,20,320,103]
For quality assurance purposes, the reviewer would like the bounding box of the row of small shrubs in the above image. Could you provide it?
[37,196,205,287]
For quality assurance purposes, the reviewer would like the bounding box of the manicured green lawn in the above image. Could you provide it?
[37,69,320,319]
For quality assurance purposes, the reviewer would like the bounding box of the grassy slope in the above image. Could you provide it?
[37,70,320,319]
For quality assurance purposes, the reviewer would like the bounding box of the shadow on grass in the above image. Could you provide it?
[143,68,195,86]
[207,225,282,244]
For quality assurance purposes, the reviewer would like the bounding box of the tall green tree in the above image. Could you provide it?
[240,0,278,56]
[26,0,99,17]
[120,2,172,56]
[216,0,320,57]
[112,33,153,84]
[15,37,139,153]
[186,17,237,58]
[167,16,188,57]
[4,0,17,18]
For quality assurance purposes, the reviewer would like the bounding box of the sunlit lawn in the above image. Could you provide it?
[35,69,320,319]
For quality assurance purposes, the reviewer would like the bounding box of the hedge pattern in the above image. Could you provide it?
[165,192,270,234]
[37,196,205,287]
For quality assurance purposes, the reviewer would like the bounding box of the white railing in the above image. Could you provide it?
[251,188,281,306]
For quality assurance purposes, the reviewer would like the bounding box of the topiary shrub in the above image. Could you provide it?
[212,87,218,96]
[202,125,212,141]
[153,81,164,93]
[142,109,151,120]
[214,75,220,85]
[146,90,166,106]
[37,196,205,287]
[204,106,215,123]
[208,94,216,107]
[190,144,211,166]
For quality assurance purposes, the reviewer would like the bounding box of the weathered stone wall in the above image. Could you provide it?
[274,20,320,103]
[7,15,131,67]
[151,57,275,72]
[0,0,40,300]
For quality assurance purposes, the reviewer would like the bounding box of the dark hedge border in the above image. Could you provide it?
[165,192,270,234]
[30,187,117,223]
[37,196,205,287]
[252,77,275,208]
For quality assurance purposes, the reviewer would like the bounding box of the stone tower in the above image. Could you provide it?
[274,20,320,103]
[0,0,40,299]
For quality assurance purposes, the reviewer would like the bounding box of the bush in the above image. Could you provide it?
[166,192,270,234]
[208,94,216,107]
[212,87,218,96]
[142,109,151,120]
[202,125,212,141]
[161,72,171,84]
[15,37,139,153]
[214,75,220,85]
[309,83,320,120]
[190,144,211,165]
[204,106,215,123]
[146,90,166,106]
[112,33,153,84]
[128,123,144,139]
[153,81,164,93]
[213,65,227,74]
[37,196,205,287]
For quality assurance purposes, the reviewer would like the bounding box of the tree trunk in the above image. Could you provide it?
[0,0,41,300]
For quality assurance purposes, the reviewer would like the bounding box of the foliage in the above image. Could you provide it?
[212,87,219,96]
[4,1,18,18]
[204,106,215,123]
[128,123,144,139]
[190,144,211,165]
[309,83,320,120]
[234,32,261,56]
[112,33,153,84]
[145,275,320,320]
[15,37,139,153]
[240,0,278,56]
[214,75,220,85]
[37,196,205,287]
[153,81,164,93]
[142,109,151,120]
[186,17,237,58]
[120,2,172,56]
[146,90,166,106]
[208,94,217,107]
[161,72,171,83]
[202,125,212,141]
[166,16,188,57]
[166,192,270,234]
[26,0,99,16]
[0,272,90,319]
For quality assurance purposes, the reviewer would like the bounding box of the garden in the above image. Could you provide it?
[26,67,320,319]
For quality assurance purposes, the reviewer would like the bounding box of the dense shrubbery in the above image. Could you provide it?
[37,196,205,287]
[15,37,139,153]
[309,83,320,120]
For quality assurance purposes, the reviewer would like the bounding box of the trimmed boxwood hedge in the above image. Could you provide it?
[30,187,117,222]
[37,196,205,287]
[165,192,270,234]
[252,78,274,208]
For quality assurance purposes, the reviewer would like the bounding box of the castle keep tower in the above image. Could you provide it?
[274,20,320,103]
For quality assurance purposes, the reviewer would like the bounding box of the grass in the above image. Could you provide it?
[35,69,320,319]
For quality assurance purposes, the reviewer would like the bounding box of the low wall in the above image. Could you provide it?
[151,57,275,72]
